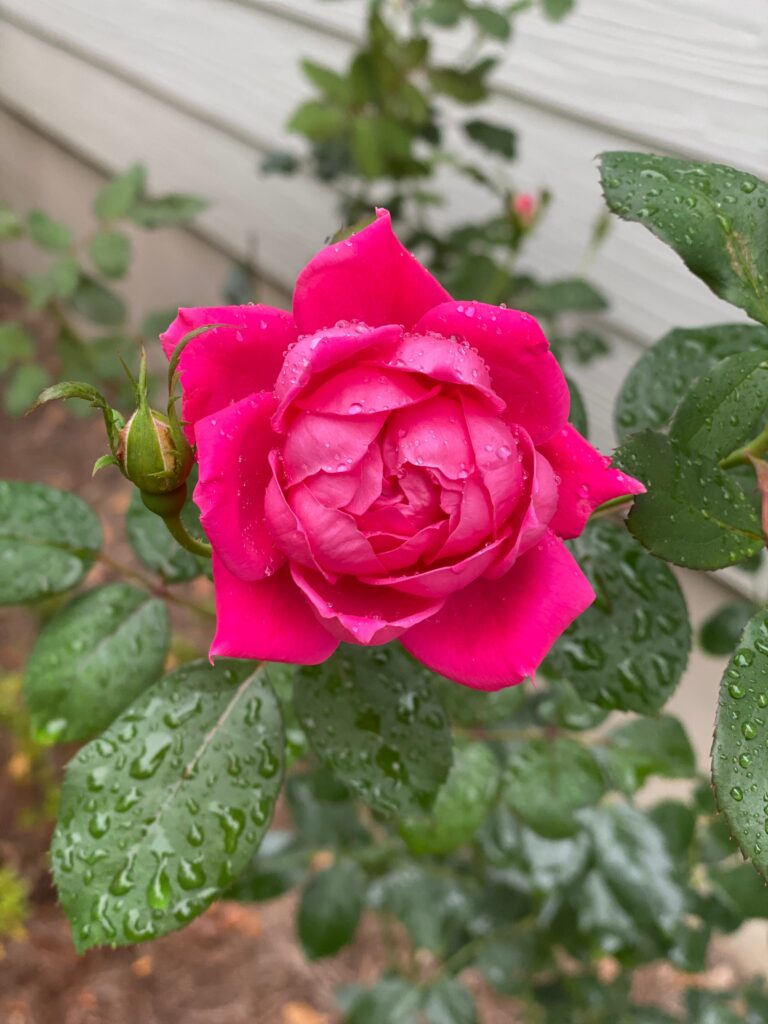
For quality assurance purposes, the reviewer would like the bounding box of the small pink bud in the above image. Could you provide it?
[512,192,538,231]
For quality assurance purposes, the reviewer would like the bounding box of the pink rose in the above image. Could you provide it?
[512,192,538,231]
[161,211,642,689]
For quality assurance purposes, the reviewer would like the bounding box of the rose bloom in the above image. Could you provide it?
[161,211,643,689]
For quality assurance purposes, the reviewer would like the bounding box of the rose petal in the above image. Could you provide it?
[382,396,473,482]
[437,476,494,560]
[366,331,504,411]
[401,531,595,690]
[161,305,296,441]
[363,534,506,599]
[539,424,645,539]
[210,557,338,663]
[293,209,450,334]
[297,365,437,417]
[460,393,526,526]
[291,563,444,645]
[264,458,317,571]
[289,484,385,576]
[415,302,569,443]
[195,393,284,581]
[282,409,386,486]
[485,450,559,579]
[273,322,403,431]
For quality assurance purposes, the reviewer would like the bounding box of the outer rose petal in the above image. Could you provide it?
[161,305,296,440]
[291,564,444,645]
[210,557,338,663]
[540,424,645,539]
[195,393,284,581]
[293,209,450,334]
[401,531,595,690]
[414,302,569,444]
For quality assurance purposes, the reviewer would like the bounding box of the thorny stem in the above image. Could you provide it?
[720,422,768,470]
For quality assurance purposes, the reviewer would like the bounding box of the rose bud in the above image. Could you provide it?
[512,192,539,232]
[118,404,193,512]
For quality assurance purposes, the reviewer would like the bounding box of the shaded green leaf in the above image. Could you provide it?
[0,481,101,604]
[614,430,764,569]
[423,977,478,1024]
[24,583,169,743]
[89,230,131,279]
[298,859,366,958]
[615,324,768,440]
[226,830,308,903]
[463,119,516,157]
[542,0,574,19]
[26,256,80,307]
[566,377,588,436]
[343,979,421,1024]
[428,65,491,104]
[72,277,126,326]
[288,100,347,141]
[0,323,34,372]
[598,715,696,794]
[52,659,284,950]
[0,203,23,240]
[700,601,756,656]
[126,487,208,583]
[4,363,50,416]
[467,6,510,39]
[504,737,605,838]
[129,195,207,228]
[367,866,474,953]
[301,59,351,104]
[515,278,607,317]
[544,521,690,714]
[27,209,71,251]
[399,742,499,855]
[601,152,768,325]
[295,646,452,816]
[94,165,145,220]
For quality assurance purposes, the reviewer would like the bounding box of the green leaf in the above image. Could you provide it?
[24,583,169,743]
[140,308,178,342]
[0,481,101,604]
[544,521,690,714]
[514,278,608,317]
[3,363,50,416]
[712,609,768,878]
[286,770,369,849]
[467,6,510,39]
[600,152,768,324]
[566,376,589,436]
[126,487,208,583]
[300,59,350,104]
[503,737,605,838]
[0,323,34,372]
[260,150,300,175]
[351,116,414,179]
[710,863,768,921]
[700,601,756,656]
[94,165,145,220]
[297,859,366,958]
[475,932,539,996]
[72,277,126,326]
[367,866,474,953]
[0,202,23,240]
[670,350,768,459]
[423,978,478,1024]
[614,430,764,569]
[288,100,347,141]
[579,804,685,940]
[89,230,131,279]
[428,65,491,104]
[129,195,207,229]
[26,209,72,251]
[417,0,463,27]
[344,980,421,1024]
[542,0,574,19]
[463,119,516,157]
[294,647,452,816]
[598,715,696,794]
[26,256,80,307]
[399,742,499,854]
[648,800,696,860]
[615,324,768,439]
[52,659,284,951]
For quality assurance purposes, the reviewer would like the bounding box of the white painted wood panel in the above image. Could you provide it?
[0,17,749,351]
[3,0,766,174]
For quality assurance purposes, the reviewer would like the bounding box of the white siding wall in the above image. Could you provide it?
[0,0,765,449]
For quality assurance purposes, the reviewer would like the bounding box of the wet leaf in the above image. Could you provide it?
[712,609,768,879]
[700,601,756,656]
[367,866,474,953]
[52,659,284,950]
[614,430,764,569]
[423,977,478,1024]
[24,584,169,743]
[598,715,696,794]
[615,324,768,440]
[294,647,452,816]
[126,486,209,583]
[503,737,605,838]
[399,742,499,855]
[601,153,768,325]
[0,481,101,604]
[544,521,690,714]
[343,979,421,1024]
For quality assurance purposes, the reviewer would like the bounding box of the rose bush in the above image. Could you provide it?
[161,211,642,688]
